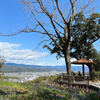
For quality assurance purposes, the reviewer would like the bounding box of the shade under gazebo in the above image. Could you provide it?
[71,59,96,76]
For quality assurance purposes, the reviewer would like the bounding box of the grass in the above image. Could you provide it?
[86,92,99,100]
[0,81,29,90]
[0,76,99,100]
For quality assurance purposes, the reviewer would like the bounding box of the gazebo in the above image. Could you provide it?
[71,59,96,77]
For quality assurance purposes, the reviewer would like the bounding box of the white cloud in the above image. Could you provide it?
[0,42,48,65]
[0,42,80,66]
[0,42,20,49]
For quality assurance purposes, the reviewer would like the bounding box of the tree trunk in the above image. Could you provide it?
[64,42,72,76]
[64,42,73,84]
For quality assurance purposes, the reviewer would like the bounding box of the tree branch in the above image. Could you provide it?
[55,0,68,25]
[31,10,63,50]
[67,0,77,40]
[51,0,57,17]
[49,16,65,43]
[0,29,47,36]
[37,0,50,16]
[36,39,50,49]
[69,0,77,23]
[53,20,64,29]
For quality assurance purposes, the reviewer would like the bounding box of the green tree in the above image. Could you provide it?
[92,50,100,71]
[0,56,5,69]
[50,12,100,79]
[71,12,100,60]
[50,12,100,60]
[70,13,100,76]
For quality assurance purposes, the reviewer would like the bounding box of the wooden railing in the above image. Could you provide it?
[57,74,89,86]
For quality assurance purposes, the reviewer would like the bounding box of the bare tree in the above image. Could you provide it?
[0,0,94,78]
[21,0,93,77]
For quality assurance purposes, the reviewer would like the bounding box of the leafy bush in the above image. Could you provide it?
[28,75,57,84]
[32,76,49,83]
[92,70,100,81]
[93,51,100,71]
[48,75,57,82]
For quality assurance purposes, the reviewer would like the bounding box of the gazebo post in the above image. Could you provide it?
[83,64,85,76]
[88,64,91,77]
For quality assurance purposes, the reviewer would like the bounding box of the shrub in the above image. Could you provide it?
[32,76,49,83]
[92,70,100,81]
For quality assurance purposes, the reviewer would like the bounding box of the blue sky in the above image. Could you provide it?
[0,0,100,66]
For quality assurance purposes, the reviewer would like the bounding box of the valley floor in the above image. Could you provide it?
[1,71,65,82]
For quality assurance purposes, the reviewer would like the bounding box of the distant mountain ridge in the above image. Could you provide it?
[1,63,66,72]
[6,63,43,68]
[5,63,66,69]
[1,63,88,73]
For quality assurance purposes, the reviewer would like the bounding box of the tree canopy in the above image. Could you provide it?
[91,49,100,71]
[49,12,100,60]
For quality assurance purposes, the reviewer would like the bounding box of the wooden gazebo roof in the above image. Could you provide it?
[71,59,96,77]
[71,59,96,64]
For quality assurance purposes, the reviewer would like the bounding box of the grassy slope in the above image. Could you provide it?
[0,76,99,100]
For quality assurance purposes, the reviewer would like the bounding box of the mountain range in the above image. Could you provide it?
[1,63,66,72]
[1,63,86,73]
